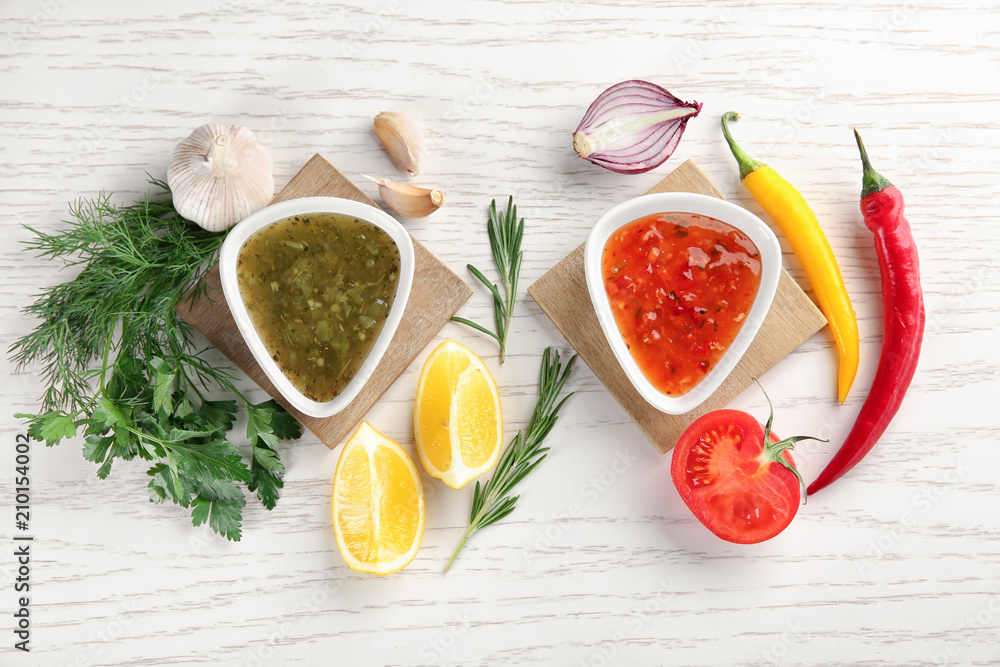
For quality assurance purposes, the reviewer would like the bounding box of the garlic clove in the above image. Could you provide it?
[367,176,443,218]
[167,123,274,232]
[373,112,423,176]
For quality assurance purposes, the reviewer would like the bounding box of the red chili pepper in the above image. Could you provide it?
[807,131,926,495]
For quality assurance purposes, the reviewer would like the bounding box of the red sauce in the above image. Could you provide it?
[602,212,761,397]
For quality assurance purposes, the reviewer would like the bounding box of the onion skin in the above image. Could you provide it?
[573,80,702,174]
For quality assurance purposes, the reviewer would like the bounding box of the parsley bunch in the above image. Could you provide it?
[10,181,301,541]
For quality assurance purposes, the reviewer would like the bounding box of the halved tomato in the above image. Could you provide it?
[670,408,816,544]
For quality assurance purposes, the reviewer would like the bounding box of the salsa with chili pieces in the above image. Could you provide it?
[602,212,761,397]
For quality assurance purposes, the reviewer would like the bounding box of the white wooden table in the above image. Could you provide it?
[2,1,998,665]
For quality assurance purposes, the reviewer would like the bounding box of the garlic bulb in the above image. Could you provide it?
[167,124,274,232]
[373,112,423,176]
[367,176,443,218]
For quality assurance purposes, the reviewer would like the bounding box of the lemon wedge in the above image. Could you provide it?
[331,421,424,575]
[414,340,504,490]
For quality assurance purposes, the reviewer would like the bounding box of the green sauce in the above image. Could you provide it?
[236,212,400,402]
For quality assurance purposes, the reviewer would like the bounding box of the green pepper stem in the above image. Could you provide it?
[764,435,826,505]
[759,384,827,505]
[721,112,764,181]
[854,128,893,199]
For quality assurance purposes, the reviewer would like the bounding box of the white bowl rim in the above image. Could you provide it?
[218,196,415,418]
[584,192,781,416]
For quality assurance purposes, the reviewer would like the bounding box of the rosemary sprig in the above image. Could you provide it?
[451,196,523,362]
[445,347,576,572]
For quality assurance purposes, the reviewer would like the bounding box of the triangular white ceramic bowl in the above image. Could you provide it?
[219,197,414,418]
[584,192,781,416]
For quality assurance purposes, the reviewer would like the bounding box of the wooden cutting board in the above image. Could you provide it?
[176,154,472,449]
[528,160,827,454]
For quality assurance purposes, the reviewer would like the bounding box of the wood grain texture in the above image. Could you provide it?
[529,160,826,452]
[175,154,472,448]
[3,2,1000,666]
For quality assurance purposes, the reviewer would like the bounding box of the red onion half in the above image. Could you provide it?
[573,80,702,174]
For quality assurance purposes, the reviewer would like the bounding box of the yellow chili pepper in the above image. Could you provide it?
[721,112,859,403]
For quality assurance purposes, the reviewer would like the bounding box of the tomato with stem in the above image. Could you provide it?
[670,397,824,544]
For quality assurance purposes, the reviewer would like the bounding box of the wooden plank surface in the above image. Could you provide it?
[528,160,827,453]
[175,154,472,448]
[5,3,1000,666]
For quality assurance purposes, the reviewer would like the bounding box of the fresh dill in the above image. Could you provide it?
[10,179,301,541]
[451,197,524,362]
[445,347,576,572]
